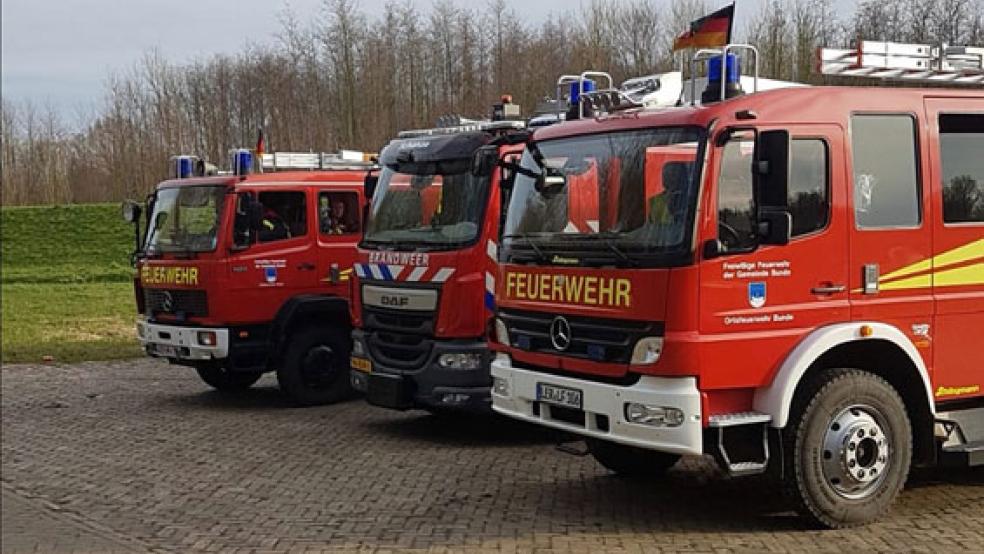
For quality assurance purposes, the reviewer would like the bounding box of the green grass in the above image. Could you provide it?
[2,204,141,364]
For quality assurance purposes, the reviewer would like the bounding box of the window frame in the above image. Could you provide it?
[714,130,759,255]
[256,189,309,244]
[849,112,924,231]
[788,136,832,240]
[318,190,362,236]
[938,111,984,228]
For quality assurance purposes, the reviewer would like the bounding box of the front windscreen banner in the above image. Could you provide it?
[362,132,494,251]
[503,127,705,268]
[144,185,227,254]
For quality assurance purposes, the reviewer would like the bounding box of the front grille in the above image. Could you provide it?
[144,289,208,317]
[363,305,436,370]
[499,308,661,364]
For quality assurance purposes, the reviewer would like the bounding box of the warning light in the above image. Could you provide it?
[860,325,874,338]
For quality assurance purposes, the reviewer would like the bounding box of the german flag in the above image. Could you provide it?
[673,4,735,51]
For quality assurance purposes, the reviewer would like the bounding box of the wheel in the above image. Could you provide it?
[195,365,263,392]
[587,438,681,478]
[276,327,353,406]
[783,369,912,529]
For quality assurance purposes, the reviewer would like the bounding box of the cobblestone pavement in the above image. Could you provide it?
[2,359,982,554]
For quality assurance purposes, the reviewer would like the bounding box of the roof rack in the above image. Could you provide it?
[397,119,525,138]
[818,40,984,85]
[260,150,376,172]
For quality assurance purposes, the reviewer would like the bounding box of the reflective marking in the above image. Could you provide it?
[487,240,498,261]
[485,272,495,293]
[369,264,384,280]
[587,220,599,232]
[388,265,405,280]
[432,267,455,282]
[407,266,428,282]
[355,264,367,278]
[379,264,393,281]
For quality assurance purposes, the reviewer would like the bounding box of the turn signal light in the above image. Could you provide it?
[860,325,874,338]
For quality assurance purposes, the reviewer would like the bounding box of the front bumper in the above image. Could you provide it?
[136,319,230,362]
[350,329,492,412]
[491,354,704,456]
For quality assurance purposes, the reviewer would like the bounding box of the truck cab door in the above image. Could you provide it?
[846,114,934,371]
[699,125,850,390]
[923,99,984,402]
[316,188,363,298]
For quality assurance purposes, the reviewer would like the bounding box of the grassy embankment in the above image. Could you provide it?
[1,204,142,363]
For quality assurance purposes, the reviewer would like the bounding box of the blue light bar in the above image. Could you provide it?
[230,149,253,176]
[570,79,596,105]
[708,53,740,84]
[171,155,195,179]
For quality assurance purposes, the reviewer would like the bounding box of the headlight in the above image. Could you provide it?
[438,352,483,370]
[495,318,509,345]
[197,330,217,346]
[624,403,684,427]
[630,337,664,365]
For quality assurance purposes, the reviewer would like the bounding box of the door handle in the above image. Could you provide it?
[297,262,316,271]
[811,284,846,295]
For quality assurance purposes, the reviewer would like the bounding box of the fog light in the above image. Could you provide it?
[495,318,509,345]
[630,337,664,365]
[624,403,684,427]
[197,331,217,346]
[352,340,366,356]
[492,376,510,396]
[438,352,482,370]
[441,393,471,405]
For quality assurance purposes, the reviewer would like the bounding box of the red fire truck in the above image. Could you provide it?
[348,103,535,413]
[490,42,984,527]
[125,150,372,405]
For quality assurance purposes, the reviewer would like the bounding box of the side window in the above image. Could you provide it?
[717,137,757,252]
[851,115,921,228]
[940,114,984,224]
[319,192,361,235]
[789,139,830,237]
[258,191,307,242]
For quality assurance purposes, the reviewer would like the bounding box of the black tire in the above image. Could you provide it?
[276,327,353,406]
[587,438,681,478]
[195,365,263,392]
[782,369,912,529]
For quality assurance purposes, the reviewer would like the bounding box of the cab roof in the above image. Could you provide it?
[531,86,984,142]
[157,170,369,190]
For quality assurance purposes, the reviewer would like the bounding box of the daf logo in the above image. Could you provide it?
[160,291,174,313]
[549,316,572,351]
[381,295,410,307]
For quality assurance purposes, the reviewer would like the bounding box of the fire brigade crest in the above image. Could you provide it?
[264,266,278,283]
[748,282,767,309]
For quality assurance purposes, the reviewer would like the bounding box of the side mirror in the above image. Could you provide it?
[122,200,142,224]
[759,208,792,246]
[755,130,790,208]
[364,173,379,200]
[471,145,499,177]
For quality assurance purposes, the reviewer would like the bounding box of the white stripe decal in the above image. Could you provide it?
[355,264,367,278]
[485,272,495,293]
[486,240,498,261]
[369,264,384,280]
[388,265,405,280]
[564,222,579,233]
[432,267,455,283]
[407,266,428,282]
[587,220,599,232]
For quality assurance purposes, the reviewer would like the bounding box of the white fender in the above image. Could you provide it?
[753,322,936,428]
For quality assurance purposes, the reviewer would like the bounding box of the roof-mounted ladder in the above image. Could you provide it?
[818,40,984,85]
[259,150,376,172]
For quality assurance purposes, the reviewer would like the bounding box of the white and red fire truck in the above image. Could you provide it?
[489,41,983,527]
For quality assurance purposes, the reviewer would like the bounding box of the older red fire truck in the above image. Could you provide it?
[126,150,372,405]
[348,101,537,413]
[490,41,983,527]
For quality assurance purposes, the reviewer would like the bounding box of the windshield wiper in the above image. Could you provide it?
[504,233,549,263]
[600,238,639,267]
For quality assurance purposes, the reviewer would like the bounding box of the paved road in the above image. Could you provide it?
[2,360,982,553]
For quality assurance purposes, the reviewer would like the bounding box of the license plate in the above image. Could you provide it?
[536,383,583,409]
[153,344,178,358]
[350,356,372,373]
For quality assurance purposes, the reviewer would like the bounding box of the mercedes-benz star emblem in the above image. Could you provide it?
[160,291,174,313]
[549,316,572,351]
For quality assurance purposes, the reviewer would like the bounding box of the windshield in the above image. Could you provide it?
[362,164,490,250]
[503,127,704,267]
[144,185,226,254]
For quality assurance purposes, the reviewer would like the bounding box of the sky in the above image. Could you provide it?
[1,0,856,122]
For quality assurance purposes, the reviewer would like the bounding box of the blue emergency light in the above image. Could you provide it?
[702,53,744,104]
[171,155,195,179]
[569,79,596,105]
[231,148,253,176]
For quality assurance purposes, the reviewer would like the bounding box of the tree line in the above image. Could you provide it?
[2,0,983,205]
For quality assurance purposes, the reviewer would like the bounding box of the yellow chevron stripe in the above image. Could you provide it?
[934,262,984,288]
[879,238,984,285]
[880,274,932,291]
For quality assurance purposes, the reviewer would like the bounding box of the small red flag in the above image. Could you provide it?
[255,127,266,158]
[673,4,735,51]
